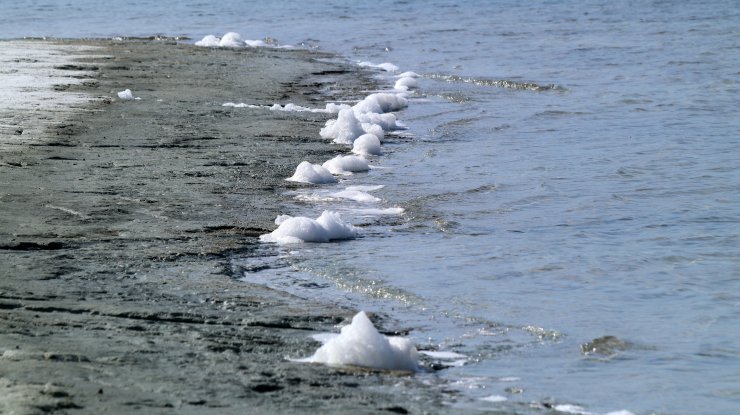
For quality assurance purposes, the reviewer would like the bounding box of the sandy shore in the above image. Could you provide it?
[0,39,454,414]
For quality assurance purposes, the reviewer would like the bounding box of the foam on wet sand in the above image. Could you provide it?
[259,211,358,244]
[352,133,382,156]
[195,31,286,48]
[287,161,337,184]
[322,155,370,175]
[298,311,418,372]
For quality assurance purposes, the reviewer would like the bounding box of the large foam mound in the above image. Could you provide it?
[361,123,384,141]
[355,112,404,130]
[260,211,358,244]
[320,108,366,145]
[194,35,220,47]
[352,93,408,115]
[302,311,418,372]
[195,32,245,47]
[322,155,370,175]
[195,32,274,48]
[219,32,245,47]
[287,161,337,184]
[352,133,382,156]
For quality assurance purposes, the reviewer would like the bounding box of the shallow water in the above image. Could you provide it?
[3,1,739,413]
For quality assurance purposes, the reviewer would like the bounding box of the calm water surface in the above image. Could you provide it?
[3,1,739,414]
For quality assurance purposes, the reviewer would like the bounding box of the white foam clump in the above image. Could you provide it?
[358,61,400,72]
[219,32,245,47]
[355,112,404,130]
[195,32,275,48]
[260,211,358,244]
[300,311,418,372]
[117,89,138,100]
[397,71,420,78]
[222,102,259,108]
[320,108,366,144]
[353,93,408,115]
[321,95,407,144]
[322,155,369,175]
[361,123,385,141]
[195,32,244,47]
[194,35,221,47]
[394,76,418,91]
[352,133,382,156]
[287,161,337,184]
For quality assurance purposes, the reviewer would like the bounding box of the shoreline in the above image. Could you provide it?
[0,40,107,148]
[0,39,452,414]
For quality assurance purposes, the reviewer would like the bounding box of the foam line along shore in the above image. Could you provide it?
[0,38,464,414]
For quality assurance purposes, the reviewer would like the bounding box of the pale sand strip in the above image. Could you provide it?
[0,40,106,149]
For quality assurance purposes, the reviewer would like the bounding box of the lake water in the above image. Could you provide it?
[3,1,739,413]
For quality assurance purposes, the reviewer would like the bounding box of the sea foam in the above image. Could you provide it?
[352,133,382,156]
[358,61,400,72]
[299,311,418,372]
[195,32,275,48]
[117,89,137,100]
[352,93,408,115]
[394,76,418,91]
[287,161,337,184]
[330,189,380,203]
[322,155,370,175]
[355,112,404,130]
[223,102,350,113]
[320,108,366,145]
[397,71,420,78]
[260,211,358,244]
[195,32,245,47]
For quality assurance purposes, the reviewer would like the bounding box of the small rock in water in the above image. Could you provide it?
[581,335,632,357]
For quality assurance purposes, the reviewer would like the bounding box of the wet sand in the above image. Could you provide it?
[0,39,451,414]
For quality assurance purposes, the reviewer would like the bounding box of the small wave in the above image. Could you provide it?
[429,74,566,92]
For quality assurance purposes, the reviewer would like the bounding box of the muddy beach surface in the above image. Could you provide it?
[0,40,456,414]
